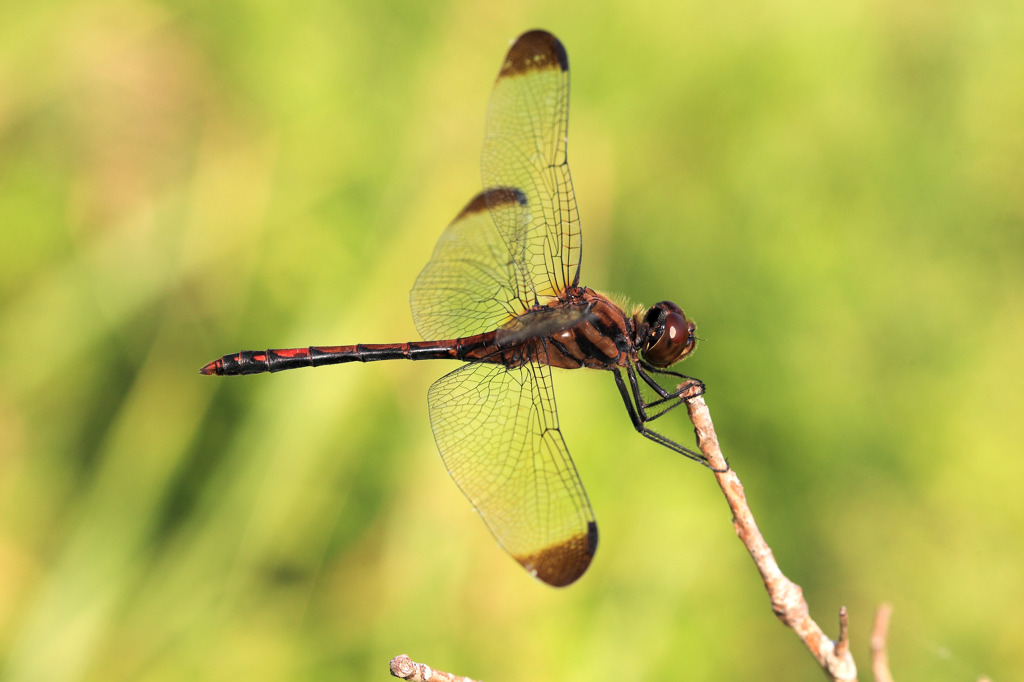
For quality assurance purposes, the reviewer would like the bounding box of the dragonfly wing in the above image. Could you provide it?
[411,188,534,340]
[414,32,596,586]
[411,31,581,340]
[483,30,581,301]
[427,358,598,586]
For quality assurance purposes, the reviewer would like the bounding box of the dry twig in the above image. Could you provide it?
[391,394,874,680]
[390,654,480,682]
[870,603,895,682]
[686,394,859,682]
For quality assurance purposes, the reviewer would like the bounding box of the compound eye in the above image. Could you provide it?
[642,303,697,368]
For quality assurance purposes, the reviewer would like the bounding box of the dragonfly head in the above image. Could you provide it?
[638,301,697,368]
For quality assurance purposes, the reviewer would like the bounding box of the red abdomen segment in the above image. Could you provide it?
[199,338,495,376]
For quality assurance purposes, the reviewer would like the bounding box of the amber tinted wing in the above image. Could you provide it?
[410,188,531,340]
[411,30,580,340]
[483,30,581,303]
[427,357,597,586]
[411,32,597,586]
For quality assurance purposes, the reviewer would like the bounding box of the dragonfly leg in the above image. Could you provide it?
[637,362,704,403]
[612,367,721,470]
[629,364,705,422]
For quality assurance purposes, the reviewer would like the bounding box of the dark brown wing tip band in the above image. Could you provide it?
[458,187,528,219]
[515,521,598,587]
[500,30,568,78]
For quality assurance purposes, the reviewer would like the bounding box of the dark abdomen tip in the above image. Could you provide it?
[199,359,224,375]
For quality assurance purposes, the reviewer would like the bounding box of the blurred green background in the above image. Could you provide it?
[2,0,1022,680]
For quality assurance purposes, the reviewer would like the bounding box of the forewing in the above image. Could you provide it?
[410,188,532,340]
[427,358,597,586]
[483,30,581,302]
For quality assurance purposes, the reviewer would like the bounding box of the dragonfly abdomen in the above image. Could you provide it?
[199,336,502,376]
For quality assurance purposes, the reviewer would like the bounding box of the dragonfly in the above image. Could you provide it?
[201,30,707,587]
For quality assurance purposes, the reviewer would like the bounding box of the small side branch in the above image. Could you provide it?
[870,603,895,682]
[390,654,480,682]
[685,395,859,682]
